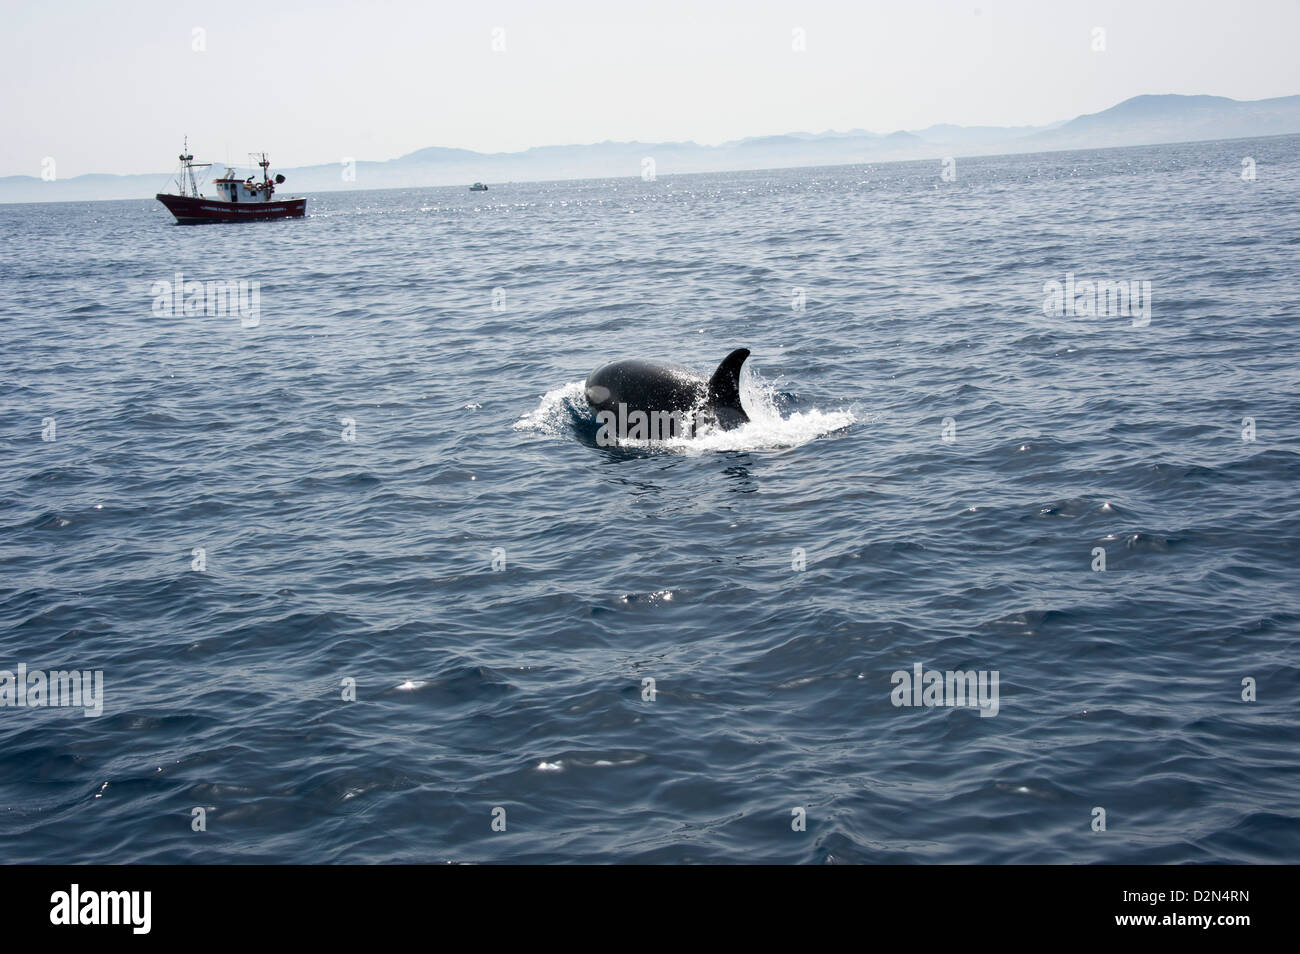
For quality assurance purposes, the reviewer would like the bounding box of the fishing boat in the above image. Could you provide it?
[470,182,489,192]
[156,140,306,223]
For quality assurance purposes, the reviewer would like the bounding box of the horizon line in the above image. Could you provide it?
[6,89,1299,183]
[4,129,1296,207]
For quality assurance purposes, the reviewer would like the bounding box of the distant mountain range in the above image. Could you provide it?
[4,93,1298,204]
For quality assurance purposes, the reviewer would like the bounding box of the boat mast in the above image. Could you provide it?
[175,137,211,198]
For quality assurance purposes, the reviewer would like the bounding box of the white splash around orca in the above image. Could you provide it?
[516,350,855,452]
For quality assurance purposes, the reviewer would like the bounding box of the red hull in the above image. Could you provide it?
[156,192,306,224]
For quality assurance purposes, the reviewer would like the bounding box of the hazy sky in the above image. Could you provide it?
[3,0,1298,177]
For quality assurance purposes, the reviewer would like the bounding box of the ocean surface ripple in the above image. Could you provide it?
[1,136,1298,863]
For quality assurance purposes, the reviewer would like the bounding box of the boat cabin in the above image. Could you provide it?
[214,169,276,203]
[212,155,284,203]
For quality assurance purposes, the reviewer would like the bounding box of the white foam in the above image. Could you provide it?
[662,371,856,452]
[513,380,588,437]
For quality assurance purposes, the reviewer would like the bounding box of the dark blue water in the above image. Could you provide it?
[2,135,1298,863]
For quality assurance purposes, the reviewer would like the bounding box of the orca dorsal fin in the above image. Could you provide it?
[706,348,751,423]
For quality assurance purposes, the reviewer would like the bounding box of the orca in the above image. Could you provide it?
[584,348,751,442]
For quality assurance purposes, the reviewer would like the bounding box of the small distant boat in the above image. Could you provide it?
[156,140,306,224]
[469,182,489,192]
